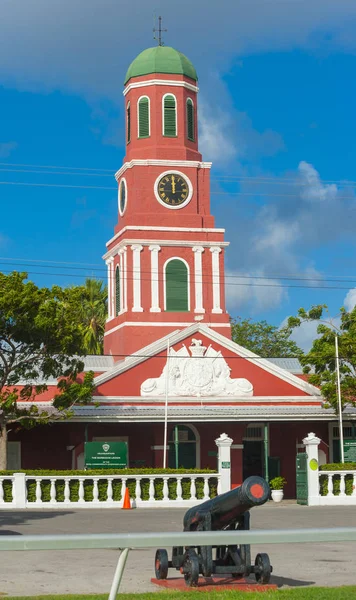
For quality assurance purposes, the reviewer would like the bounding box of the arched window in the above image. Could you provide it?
[163,94,177,137]
[165,259,189,312]
[186,98,194,141]
[126,102,131,143]
[115,266,121,316]
[138,96,150,138]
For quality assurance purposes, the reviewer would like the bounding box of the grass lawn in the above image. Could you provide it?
[3,588,356,600]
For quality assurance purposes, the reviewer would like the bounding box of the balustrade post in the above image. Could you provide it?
[303,432,321,506]
[176,477,183,502]
[215,433,233,494]
[327,474,334,497]
[107,478,113,503]
[339,474,346,497]
[353,474,356,497]
[50,479,57,503]
[13,473,27,509]
[203,477,210,500]
[135,478,142,503]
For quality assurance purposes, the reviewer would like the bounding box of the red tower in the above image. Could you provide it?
[103,46,231,358]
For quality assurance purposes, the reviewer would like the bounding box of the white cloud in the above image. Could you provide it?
[280,317,320,352]
[199,106,237,165]
[298,161,338,202]
[0,1,355,100]
[225,270,287,314]
[0,141,17,158]
[344,288,356,312]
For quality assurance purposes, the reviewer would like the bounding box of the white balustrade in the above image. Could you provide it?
[319,470,356,506]
[0,473,219,509]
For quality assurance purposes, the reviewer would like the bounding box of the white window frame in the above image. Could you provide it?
[163,256,190,312]
[118,177,127,217]
[137,95,151,138]
[162,92,178,137]
[186,97,195,141]
[126,101,131,144]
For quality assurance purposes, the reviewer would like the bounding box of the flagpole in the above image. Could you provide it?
[163,338,170,468]
[335,334,344,463]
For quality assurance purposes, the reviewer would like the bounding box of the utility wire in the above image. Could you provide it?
[1,268,356,290]
[0,180,355,200]
[1,161,356,187]
[2,260,356,286]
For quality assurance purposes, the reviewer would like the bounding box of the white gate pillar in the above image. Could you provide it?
[303,432,321,506]
[215,433,233,494]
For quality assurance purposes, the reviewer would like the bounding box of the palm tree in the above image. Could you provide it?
[79,278,107,355]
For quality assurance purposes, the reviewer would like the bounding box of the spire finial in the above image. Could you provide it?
[153,15,167,46]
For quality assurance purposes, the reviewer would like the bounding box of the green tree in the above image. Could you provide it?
[231,317,302,358]
[288,305,356,412]
[0,272,95,469]
[69,278,107,355]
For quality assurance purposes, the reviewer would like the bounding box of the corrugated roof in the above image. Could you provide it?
[72,404,356,420]
[264,358,303,373]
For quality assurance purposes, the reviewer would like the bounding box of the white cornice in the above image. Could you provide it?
[106,225,225,248]
[104,321,231,336]
[123,79,199,96]
[103,239,229,260]
[91,395,322,404]
[115,159,212,182]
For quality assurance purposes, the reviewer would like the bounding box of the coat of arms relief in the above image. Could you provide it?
[140,339,253,397]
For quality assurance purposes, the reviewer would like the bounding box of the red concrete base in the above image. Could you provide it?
[151,576,277,592]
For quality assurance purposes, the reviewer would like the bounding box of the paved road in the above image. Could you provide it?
[1,503,356,596]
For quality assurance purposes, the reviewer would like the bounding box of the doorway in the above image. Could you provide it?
[168,425,198,469]
[243,440,263,479]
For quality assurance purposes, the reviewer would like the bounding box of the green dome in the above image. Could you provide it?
[124,46,197,85]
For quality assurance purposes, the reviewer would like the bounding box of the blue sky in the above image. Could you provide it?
[1,0,356,349]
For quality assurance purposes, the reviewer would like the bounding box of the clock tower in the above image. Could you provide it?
[103,45,231,358]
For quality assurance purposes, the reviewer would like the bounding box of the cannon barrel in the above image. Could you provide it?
[183,476,270,531]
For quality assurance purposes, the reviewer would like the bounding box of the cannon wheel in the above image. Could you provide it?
[183,550,199,587]
[155,549,169,580]
[254,553,271,584]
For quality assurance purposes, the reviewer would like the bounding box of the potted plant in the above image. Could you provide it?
[269,476,287,503]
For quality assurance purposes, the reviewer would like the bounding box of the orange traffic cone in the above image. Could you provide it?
[122,487,131,510]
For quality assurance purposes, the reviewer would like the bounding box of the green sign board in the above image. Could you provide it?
[221,461,230,469]
[84,441,128,469]
[344,440,356,463]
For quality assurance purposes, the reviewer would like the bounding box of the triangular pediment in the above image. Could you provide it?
[94,324,320,400]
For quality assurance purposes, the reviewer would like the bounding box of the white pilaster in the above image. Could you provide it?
[303,432,321,506]
[123,246,128,311]
[106,257,114,320]
[215,433,233,494]
[118,249,125,314]
[210,246,222,314]
[131,244,144,312]
[149,245,161,312]
[192,246,205,313]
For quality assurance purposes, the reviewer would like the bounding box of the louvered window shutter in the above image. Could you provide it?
[138,97,149,138]
[165,259,188,312]
[187,99,194,141]
[127,103,131,143]
[164,95,177,137]
[115,266,120,316]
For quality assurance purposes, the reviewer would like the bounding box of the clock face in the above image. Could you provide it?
[119,179,127,215]
[157,173,190,207]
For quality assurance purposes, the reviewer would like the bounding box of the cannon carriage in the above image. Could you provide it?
[154,476,273,587]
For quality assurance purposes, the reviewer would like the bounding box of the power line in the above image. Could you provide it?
[0,180,355,200]
[3,260,356,286]
[2,256,356,282]
[1,161,356,187]
[1,268,356,290]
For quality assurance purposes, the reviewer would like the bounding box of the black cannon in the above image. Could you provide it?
[154,476,272,587]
